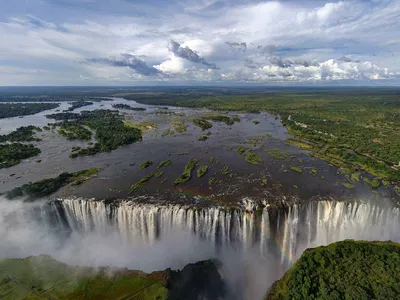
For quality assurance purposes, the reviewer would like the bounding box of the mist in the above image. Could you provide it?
[0,197,284,300]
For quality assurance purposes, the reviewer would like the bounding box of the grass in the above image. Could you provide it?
[290,166,303,173]
[209,157,219,164]
[310,168,318,175]
[266,148,290,160]
[220,165,230,175]
[154,171,164,178]
[208,177,218,185]
[351,172,361,182]
[342,182,355,189]
[253,120,260,125]
[261,177,268,186]
[140,160,153,169]
[129,173,154,192]
[157,159,172,168]
[236,146,247,156]
[285,138,315,150]
[198,135,208,141]
[363,177,381,188]
[245,152,264,165]
[173,158,199,185]
[197,165,208,178]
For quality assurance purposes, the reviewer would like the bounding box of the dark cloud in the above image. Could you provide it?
[85,54,160,76]
[244,58,262,69]
[269,56,293,68]
[338,56,352,62]
[226,42,247,52]
[258,44,277,55]
[293,59,318,67]
[168,40,218,69]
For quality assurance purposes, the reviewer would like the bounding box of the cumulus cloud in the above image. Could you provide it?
[167,40,218,69]
[85,54,161,76]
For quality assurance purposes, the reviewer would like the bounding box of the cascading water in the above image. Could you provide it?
[29,198,400,266]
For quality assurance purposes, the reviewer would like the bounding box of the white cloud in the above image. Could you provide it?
[0,0,399,84]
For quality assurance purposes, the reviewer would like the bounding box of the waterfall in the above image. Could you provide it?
[28,198,400,265]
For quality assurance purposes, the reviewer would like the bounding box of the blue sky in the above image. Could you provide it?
[0,0,399,85]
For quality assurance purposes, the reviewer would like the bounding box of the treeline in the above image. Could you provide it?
[0,103,59,119]
[5,168,100,200]
[65,101,93,112]
[112,103,146,111]
[0,126,42,142]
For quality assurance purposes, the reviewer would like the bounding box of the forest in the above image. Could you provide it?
[0,143,41,169]
[0,103,59,119]
[46,110,142,157]
[265,240,400,300]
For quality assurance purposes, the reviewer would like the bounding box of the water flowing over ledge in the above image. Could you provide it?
[29,197,400,265]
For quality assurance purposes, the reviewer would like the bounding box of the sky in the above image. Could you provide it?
[0,0,400,86]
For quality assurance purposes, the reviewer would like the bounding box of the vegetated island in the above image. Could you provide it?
[4,168,101,200]
[0,255,226,300]
[265,240,400,300]
[0,102,60,119]
[64,101,93,112]
[0,143,41,169]
[46,110,142,157]
[0,126,42,142]
[123,91,400,183]
[112,103,146,111]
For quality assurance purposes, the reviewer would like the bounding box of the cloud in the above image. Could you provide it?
[226,42,247,52]
[85,54,161,76]
[167,40,218,69]
[338,56,352,62]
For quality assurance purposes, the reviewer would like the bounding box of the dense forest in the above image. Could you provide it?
[0,143,41,169]
[46,110,142,157]
[0,103,59,119]
[65,101,93,111]
[265,240,400,300]
[0,126,42,142]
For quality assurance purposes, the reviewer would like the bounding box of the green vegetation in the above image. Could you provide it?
[155,171,164,178]
[261,177,268,186]
[129,162,135,166]
[5,168,100,200]
[342,182,355,189]
[290,166,303,173]
[127,91,400,181]
[0,103,59,119]
[140,160,153,169]
[174,158,198,185]
[157,160,172,168]
[310,168,318,175]
[56,122,92,140]
[208,177,218,185]
[0,126,42,142]
[245,152,264,165]
[265,240,400,300]
[46,110,142,157]
[0,255,168,300]
[0,143,41,169]
[162,128,175,136]
[129,173,154,193]
[203,115,238,126]
[197,165,209,178]
[169,119,188,133]
[253,120,260,125]
[209,157,219,164]
[123,120,156,131]
[198,135,208,141]
[266,148,290,160]
[112,103,146,111]
[65,101,93,111]
[351,172,361,182]
[193,118,212,130]
[220,165,230,175]
[285,138,315,150]
[236,146,247,156]
[363,177,381,188]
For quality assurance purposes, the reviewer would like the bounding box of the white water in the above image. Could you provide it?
[32,198,400,265]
